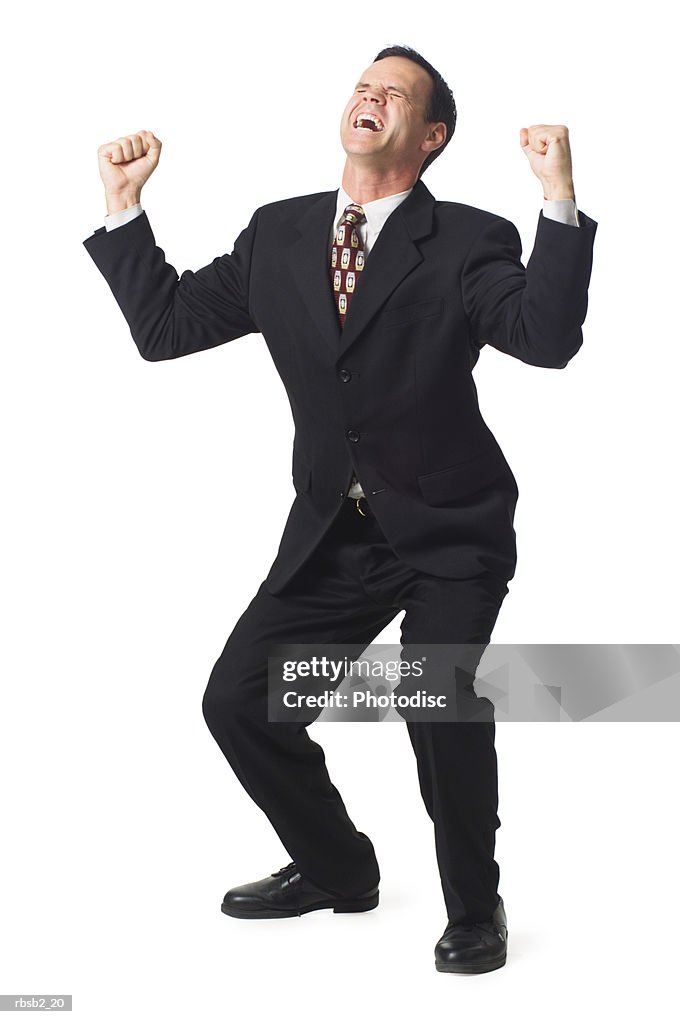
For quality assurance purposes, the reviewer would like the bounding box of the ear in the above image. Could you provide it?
[422,122,447,155]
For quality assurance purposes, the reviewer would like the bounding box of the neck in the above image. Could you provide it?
[341,159,418,204]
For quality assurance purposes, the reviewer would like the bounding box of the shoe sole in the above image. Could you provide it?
[220,890,379,919]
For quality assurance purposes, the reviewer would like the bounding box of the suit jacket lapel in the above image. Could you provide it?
[287,180,436,362]
[288,190,341,352]
[338,180,435,360]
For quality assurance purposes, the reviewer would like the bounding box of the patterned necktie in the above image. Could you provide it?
[331,203,367,329]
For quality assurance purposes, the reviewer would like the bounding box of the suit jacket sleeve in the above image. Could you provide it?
[461,209,598,369]
[82,208,260,361]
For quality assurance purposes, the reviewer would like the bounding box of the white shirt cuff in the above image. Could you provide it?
[104,203,143,231]
[542,197,580,227]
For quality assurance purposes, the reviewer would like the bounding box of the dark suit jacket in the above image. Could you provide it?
[83,179,598,594]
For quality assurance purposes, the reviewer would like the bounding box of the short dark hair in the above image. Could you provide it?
[373,45,457,178]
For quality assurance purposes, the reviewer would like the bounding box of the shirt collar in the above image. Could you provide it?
[336,184,414,236]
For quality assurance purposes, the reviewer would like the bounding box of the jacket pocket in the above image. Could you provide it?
[417,448,507,506]
[375,296,443,329]
[292,446,312,494]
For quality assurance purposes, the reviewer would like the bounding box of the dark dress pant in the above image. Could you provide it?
[202,495,510,925]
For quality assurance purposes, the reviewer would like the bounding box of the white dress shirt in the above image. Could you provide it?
[99,190,581,500]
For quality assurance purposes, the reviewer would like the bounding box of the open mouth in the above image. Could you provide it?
[352,112,385,133]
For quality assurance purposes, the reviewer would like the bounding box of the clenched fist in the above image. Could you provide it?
[97,130,162,214]
[519,124,574,200]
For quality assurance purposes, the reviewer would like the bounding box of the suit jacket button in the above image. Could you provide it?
[338,368,352,383]
[346,429,360,443]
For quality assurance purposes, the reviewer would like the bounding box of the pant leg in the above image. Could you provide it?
[397,572,509,925]
[201,506,399,898]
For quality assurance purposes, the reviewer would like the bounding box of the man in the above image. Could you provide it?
[83,45,597,974]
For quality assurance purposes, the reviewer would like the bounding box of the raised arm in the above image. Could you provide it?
[461,208,598,369]
[83,131,260,361]
[461,123,598,369]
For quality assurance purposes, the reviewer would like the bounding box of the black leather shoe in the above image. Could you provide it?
[220,862,380,919]
[435,896,508,974]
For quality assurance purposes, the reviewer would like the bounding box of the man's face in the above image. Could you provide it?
[339,56,445,173]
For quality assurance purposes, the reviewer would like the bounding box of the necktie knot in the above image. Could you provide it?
[342,203,366,228]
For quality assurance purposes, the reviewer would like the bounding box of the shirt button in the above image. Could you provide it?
[346,429,360,443]
[337,368,352,383]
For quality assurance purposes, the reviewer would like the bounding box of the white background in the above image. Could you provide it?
[1,0,678,1019]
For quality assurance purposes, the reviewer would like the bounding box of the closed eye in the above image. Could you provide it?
[354,86,407,99]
